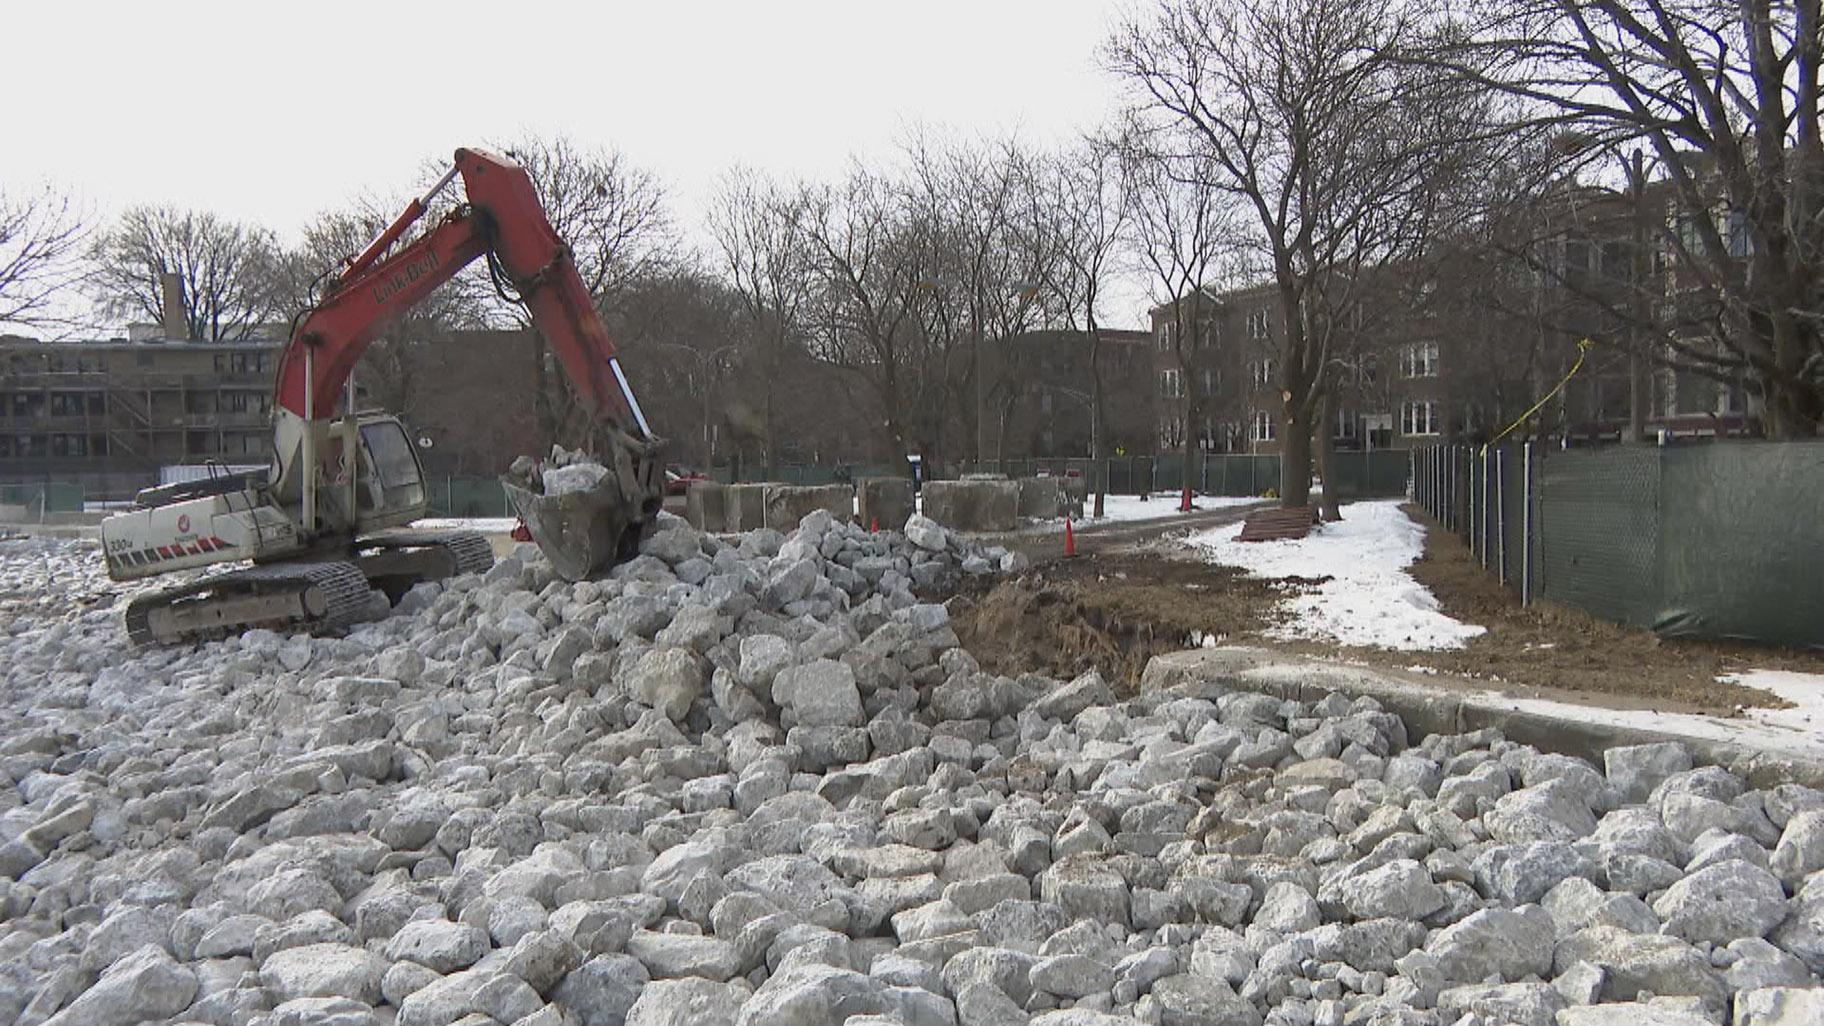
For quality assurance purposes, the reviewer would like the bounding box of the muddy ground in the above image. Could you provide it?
[951,502,1824,716]
[952,551,1282,695]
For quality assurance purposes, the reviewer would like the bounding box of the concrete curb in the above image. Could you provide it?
[1142,646,1824,790]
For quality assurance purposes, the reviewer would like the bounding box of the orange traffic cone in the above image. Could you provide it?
[1063,515,1077,558]
[870,516,879,534]
[1179,485,1193,513]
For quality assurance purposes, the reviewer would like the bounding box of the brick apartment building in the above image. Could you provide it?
[1144,184,1756,458]
[0,319,546,499]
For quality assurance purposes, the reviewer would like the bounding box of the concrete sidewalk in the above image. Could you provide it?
[1145,645,1824,789]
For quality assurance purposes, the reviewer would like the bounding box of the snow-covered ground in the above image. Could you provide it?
[414,495,1262,538]
[412,516,520,533]
[1023,493,1262,532]
[1073,492,1261,525]
[1186,498,1487,652]
[1474,667,1824,763]
[1723,669,1824,737]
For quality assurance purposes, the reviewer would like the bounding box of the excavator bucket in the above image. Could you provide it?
[500,476,641,582]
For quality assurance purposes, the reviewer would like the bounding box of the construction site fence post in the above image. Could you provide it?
[1521,442,1534,606]
[1496,448,1507,585]
[1476,449,1486,566]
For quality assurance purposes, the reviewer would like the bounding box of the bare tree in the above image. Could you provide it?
[1434,0,1824,437]
[1108,0,1483,508]
[798,164,933,461]
[902,132,1041,463]
[1126,148,1239,509]
[89,205,285,341]
[0,185,89,333]
[1032,136,1134,516]
[709,167,818,472]
[604,269,748,469]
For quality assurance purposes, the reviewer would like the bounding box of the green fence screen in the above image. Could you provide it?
[1417,440,1824,649]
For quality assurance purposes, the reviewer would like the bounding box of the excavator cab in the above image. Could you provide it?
[319,413,428,533]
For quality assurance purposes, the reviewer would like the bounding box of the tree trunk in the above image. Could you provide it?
[1315,389,1342,521]
[1181,410,1197,511]
[1627,149,1650,444]
[1090,327,1107,519]
[1280,400,1313,509]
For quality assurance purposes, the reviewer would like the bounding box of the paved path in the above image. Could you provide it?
[986,499,1272,562]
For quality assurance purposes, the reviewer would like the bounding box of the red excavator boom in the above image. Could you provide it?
[274,147,650,438]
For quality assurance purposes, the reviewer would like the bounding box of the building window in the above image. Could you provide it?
[1251,410,1276,442]
[1159,416,1186,448]
[227,392,269,414]
[1199,368,1218,396]
[1401,400,1440,437]
[1726,210,1751,259]
[1400,342,1439,378]
[1716,381,1744,416]
[1194,320,1216,350]
[1335,408,1358,439]
[1246,309,1270,341]
[1249,359,1275,389]
[1160,368,1183,399]
[1039,390,1053,414]
[1156,323,1173,350]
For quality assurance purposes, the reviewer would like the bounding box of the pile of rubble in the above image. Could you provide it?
[0,511,1820,1026]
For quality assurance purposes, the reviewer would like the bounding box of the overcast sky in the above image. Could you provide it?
[12,0,1155,327]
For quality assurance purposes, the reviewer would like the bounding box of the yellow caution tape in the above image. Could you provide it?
[1480,338,1594,457]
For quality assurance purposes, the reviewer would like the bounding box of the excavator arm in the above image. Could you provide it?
[269,147,662,578]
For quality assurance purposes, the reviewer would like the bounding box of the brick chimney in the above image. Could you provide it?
[160,273,187,340]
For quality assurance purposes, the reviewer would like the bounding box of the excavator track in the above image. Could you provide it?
[360,530,495,576]
[124,560,374,646]
[353,529,495,605]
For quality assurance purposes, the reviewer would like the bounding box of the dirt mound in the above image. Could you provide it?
[951,552,1279,693]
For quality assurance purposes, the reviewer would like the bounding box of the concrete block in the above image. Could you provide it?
[763,484,854,531]
[1016,477,1063,520]
[726,484,773,533]
[685,481,728,533]
[0,504,27,522]
[858,478,915,530]
[921,480,1018,533]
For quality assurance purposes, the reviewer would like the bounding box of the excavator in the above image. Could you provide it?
[99,147,664,645]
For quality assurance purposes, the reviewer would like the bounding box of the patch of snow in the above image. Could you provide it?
[1033,492,1261,529]
[412,517,519,533]
[1719,669,1824,735]
[1489,672,1824,762]
[1185,499,1486,652]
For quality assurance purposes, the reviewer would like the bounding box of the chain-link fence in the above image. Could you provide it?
[1413,441,1824,648]
[1414,444,1541,601]
[0,482,87,517]
[422,476,513,518]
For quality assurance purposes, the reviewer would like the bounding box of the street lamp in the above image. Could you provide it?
[992,281,1043,466]
[918,278,1044,468]
[657,341,738,470]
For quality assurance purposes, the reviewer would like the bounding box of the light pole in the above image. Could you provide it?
[657,341,737,470]
[919,278,1043,469]
[991,281,1042,466]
